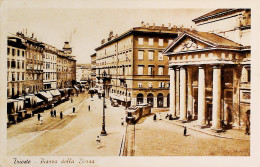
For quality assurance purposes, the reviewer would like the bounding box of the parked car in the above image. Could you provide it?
[111,100,119,107]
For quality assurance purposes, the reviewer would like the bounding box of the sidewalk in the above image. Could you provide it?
[159,111,250,141]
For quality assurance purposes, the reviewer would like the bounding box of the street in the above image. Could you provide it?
[134,115,250,156]
[7,92,250,156]
[7,92,126,156]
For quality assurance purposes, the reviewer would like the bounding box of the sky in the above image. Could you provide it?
[7,8,212,64]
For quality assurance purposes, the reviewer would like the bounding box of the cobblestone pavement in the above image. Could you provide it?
[135,112,250,156]
[7,93,126,156]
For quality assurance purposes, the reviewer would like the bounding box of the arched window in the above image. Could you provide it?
[137,93,144,105]
[157,93,164,108]
[147,93,154,107]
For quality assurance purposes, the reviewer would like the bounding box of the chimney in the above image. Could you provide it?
[168,23,171,29]
[162,24,164,28]
[152,23,155,28]
[32,33,34,38]
[141,21,145,27]
[146,23,150,27]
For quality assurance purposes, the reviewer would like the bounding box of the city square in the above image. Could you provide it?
[5,7,251,160]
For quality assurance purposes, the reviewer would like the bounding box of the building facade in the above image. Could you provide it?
[76,64,91,83]
[90,53,96,87]
[22,34,44,94]
[95,25,182,108]
[163,9,250,129]
[43,44,57,89]
[56,42,76,89]
[7,37,26,98]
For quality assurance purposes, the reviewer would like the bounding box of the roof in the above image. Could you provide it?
[192,9,245,23]
[163,30,246,54]
[95,26,187,51]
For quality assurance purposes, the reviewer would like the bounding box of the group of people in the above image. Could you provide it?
[50,109,63,119]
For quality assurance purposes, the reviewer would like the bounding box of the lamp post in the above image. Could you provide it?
[100,88,107,136]
[124,83,127,110]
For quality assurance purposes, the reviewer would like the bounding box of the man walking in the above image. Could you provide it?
[38,113,41,121]
[54,109,56,117]
[60,111,63,119]
[73,107,75,113]
[50,109,53,117]
[88,105,90,111]
[40,116,43,125]
[153,114,157,121]
[96,135,101,149]
[184,127,187,136]
[71,97,73,103]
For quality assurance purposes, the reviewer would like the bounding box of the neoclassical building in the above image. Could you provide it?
[163,9,250,130]
[94,24,185,108]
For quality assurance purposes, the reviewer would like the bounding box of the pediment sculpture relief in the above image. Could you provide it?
[181,38,199,51]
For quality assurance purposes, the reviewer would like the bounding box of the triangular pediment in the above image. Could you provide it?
[164,33,214,54]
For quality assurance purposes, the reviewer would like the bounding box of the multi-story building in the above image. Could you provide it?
[90,53,96,87]
[95,25,183,108]
[57,42,76,89]
[43,44,57,89]
[163,9,250,130]
[7,37,26,98]
[19,33,44,94]
[76,64,91,83]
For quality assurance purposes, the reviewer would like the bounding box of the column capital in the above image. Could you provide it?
[211,64,223,69]
[179,66,187,70]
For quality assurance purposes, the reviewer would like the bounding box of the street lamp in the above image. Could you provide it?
[124,83,127,110]
[100,88,107,136]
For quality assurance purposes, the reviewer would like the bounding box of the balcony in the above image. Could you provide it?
[118,75,126,81]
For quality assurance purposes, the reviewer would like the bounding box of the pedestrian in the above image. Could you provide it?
[169,114,173,120]
[54,109,56,117]
[40,116,43,125]
[60,111,63,119]
[159,113,162,120]
[96,135,101,149]
[71,98,73,103]
[88,105,90,111]
[50,110,53,117]
[184,127,187,136]
[165,114,169,119]
[245,123,250,135]
[73,106,75,113]
[153,114,157,121]
[38,113,41,121]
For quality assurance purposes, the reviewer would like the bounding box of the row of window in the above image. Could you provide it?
[44,72,57,80]
[138,50,164,61]
[7,72,25,81]
[138,38,173,46]
[26,52,43,61]
[137,66,165,75]
[7,59,25,69]
[138,82,169,88]
[7,48,25,57]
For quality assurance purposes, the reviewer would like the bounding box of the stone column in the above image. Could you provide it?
[154,97,157,108]
[163,96,168,108]
[180,66,187,121]
[233,66,241,126]
[197,65,206,126]
[176,68,180,117]
[187,67,193,118]
[212,65,222,130]
[169,67,176,117]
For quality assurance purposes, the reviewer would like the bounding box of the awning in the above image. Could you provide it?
[7,99,19,103]
[109,93,131,102]
[74,85,80,91]
[50,89,61,96]
[36,97,44,103]
[39,91,53,102]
